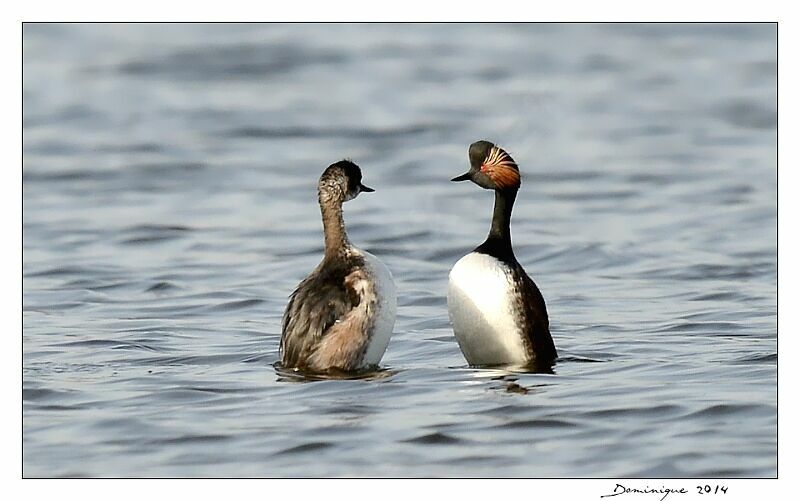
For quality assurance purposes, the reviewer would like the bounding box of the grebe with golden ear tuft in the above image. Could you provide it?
[447,141,557,367]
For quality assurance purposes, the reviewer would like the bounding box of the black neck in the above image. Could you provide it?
[476,188,518,260]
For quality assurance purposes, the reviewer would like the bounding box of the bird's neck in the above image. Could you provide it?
[320,192,350,258]
[478,188,517,259]
[488,188,517,242]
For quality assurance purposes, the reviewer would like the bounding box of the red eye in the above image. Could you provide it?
[480,164,487,172]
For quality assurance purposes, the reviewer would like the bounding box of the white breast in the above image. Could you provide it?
[447,252,528,365]
[358,249,397,366]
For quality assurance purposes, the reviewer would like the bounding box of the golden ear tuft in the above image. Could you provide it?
[482,146,520,190]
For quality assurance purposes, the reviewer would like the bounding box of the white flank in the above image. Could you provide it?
[358,249,397,366]
[447,252,529,365]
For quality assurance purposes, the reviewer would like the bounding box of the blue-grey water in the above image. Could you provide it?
[22,23,777,477]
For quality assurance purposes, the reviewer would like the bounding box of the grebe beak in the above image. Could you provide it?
[359,184,375,193]
[451,172,471,182]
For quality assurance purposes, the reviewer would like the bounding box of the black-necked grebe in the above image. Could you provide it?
[447,141,557,367]
[280,160,397,372]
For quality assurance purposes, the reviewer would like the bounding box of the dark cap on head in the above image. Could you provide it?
[320,160,374,202]
[468,140,495,169]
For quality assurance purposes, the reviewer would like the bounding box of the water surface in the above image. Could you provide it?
[23,23,777,477]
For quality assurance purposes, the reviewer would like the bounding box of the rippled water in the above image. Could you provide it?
[22,23,777,477]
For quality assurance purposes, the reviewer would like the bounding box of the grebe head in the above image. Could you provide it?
[319,160,374,203]
[451,140,520,191]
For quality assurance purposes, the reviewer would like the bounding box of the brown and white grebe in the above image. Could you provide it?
[447,141,557,367]
[280,160,397,372]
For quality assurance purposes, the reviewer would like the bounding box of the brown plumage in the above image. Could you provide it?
[279,160,396,373]
[281,253,378,372]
